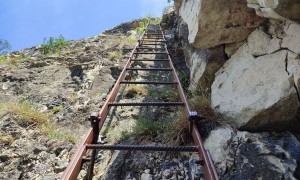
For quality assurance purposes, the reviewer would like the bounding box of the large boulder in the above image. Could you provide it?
[211,28,300,132]
[204,126,300,179]
[176,0,264,48]
[247,0,300,22]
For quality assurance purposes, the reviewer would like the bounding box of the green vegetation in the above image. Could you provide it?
[107,50,123,60]
[126,36,137,45]
[1,100,77,143]
[53,105,63,113]
[41,123,77,143]
[132,117,172,137]
[41,35,69,55]
[135,15,161,34]
[0,54,28,66]
[6,100,50,124]
[148,88,179,101]
[0,39,11,54]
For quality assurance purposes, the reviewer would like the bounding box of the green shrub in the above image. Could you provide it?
[41,35,69,55]
[53,105,63,113]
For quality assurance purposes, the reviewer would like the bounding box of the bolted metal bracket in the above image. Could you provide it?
[89,112,100,144]
[188,111,204,133]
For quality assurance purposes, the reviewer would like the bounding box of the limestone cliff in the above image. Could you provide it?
[164,0,300,179]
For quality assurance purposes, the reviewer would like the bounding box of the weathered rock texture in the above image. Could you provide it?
[247,0,300,22]
[204,126,300,179]
[178,0,264,48]
[0,22,135,179]
[170,0,300,178]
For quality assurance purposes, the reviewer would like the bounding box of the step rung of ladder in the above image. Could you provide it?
[141,40,166,43]
[131,59,169,62]
[143,38,164,39]
[86,144,198,152]
[134,52,167,55]
[140,44,165,46]
[120,81,177,85]
[126,68,172,71]
[108,102,184,106]
[136,47,165,50]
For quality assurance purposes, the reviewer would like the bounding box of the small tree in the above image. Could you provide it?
[0,39,11,54]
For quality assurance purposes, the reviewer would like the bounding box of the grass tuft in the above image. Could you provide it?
[6,101,51,124]
[53,105,63,113]
[148,88,179,101]
[41,123,77,143]
[107,50,123,60]
[0,132,15,145]
[124,85,148,97]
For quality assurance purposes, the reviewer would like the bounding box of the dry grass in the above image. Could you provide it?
[1,100,77,143]
[124,85,148,97]
[68,93,78,103]
[0,131,15,145]
[189,96,215,120]
[107,50,123,60]
[5,101,51,124]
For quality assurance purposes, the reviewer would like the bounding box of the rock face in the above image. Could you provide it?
[204,126,300,179]
[178,0,264,48]
[187,46,226,93]
[0,23,135,178]
[247,0,300,22]
[211,26,300,132]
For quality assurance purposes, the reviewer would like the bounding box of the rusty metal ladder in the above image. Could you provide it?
[61,24,219,180]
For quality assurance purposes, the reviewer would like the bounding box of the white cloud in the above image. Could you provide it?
[139,0,171,17]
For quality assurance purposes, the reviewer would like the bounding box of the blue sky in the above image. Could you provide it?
[0,0,171,51]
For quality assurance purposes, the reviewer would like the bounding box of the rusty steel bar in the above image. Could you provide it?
[86,144,198,152]
[61,24,148,180]
[133,52,168,54]
[126,68,172,71]
[140,43,164,46]
[62,24,219,180]
[108,102,184,107]
[159,25,219,180]
[120,81,177,85]
[61,128,93,180]
[131,59,169,61]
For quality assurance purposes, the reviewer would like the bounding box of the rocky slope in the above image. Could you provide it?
[0,22,137,179]
[163,0,300,179]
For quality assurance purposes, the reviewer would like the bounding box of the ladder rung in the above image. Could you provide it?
[136,47,165,50]
[140,44,164,46]
[143,38,164,39]
[134,52,167,54]
[86,144,198,152]
[120,81,177,85]
[141,40,166,42]
[126,68,172,71]
[108,102,184,106]
[131,59,169,62]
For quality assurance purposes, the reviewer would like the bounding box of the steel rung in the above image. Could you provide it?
[134,52,167,54]
[108,102,184,106]
[86,144,197,152]
[120,81,177,85]
[131,59,169,62]
[126,68,172,71]
[140,44,164,46]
